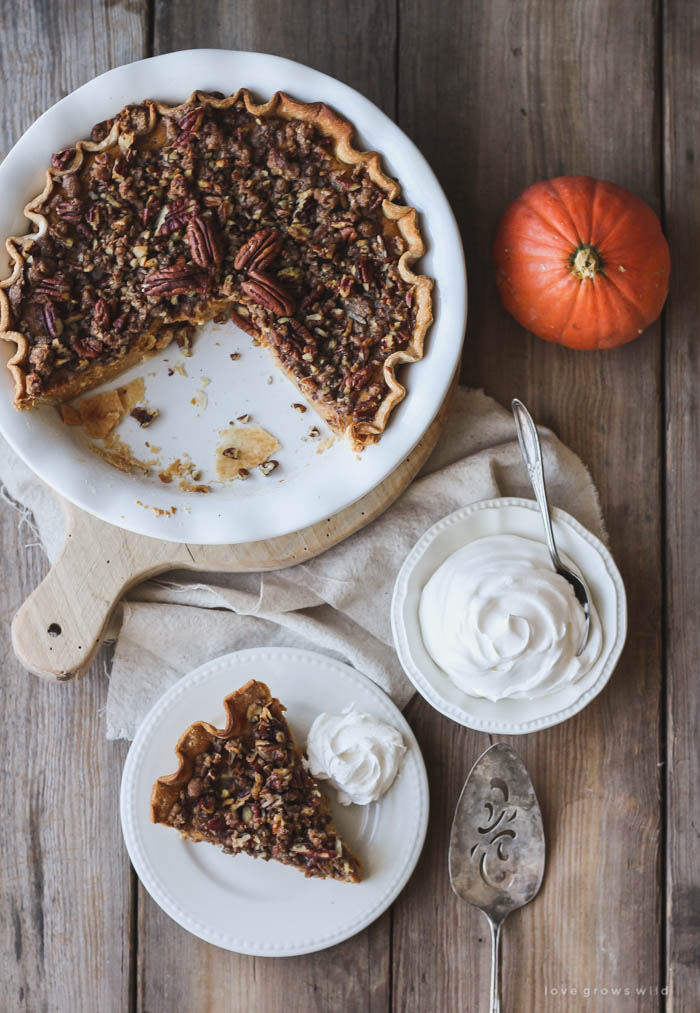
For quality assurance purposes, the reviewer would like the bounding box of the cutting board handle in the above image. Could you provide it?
[12,504,179,680]
[11,388,452,681]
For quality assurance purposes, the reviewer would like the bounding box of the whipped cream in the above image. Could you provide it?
[419,534,601,701]
[306,709,406,805]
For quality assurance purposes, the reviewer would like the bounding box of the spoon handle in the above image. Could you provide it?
[511,398,561,571]
[487,915,503,1013]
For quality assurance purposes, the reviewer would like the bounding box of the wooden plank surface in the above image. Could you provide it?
[0,5,146,1010]
[663,1,700,1008]
[396,1,664,1010]
[135,3,398,1012]
[2,0,699,1010]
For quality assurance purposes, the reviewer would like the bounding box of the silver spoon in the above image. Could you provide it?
[449,743,545,1013]
[511,398,591,656]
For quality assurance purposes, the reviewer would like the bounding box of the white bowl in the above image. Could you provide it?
[391,498,627,733]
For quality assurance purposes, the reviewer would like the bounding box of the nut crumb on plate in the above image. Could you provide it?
[131,406,159,427]
[158,454,211,493]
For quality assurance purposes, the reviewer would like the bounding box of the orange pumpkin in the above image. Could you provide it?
[493,176,670,349]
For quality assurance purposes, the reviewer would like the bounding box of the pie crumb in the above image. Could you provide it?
[158,455,211,493]
[216,424,280,481]
[60,377,147,440]
[135,499,177,517]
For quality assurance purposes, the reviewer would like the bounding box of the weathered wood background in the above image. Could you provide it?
[0,1,698,1009]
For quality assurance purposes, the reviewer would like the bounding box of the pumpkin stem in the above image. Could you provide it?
[571,244,603,280]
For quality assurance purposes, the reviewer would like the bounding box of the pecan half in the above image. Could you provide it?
[358,257,374,286]
[234,228,283,271]
[142,193,159,224]
[34,275,71,303]
[177,109,204,141]
[51,148,76,171]
[350,365,374,390]
[86,205,101,230]
[73,336,104,359]
[40,302,61,339]
[288,319,314,346]
[186,215,223,268]
[144,266,209,299]
[92,298,111,329]
[230,307,259,337]
[90,120,112,143]
[353,399,379,421]
[158,199,198,236]
[241,269,295,317]
[54,199,84,224]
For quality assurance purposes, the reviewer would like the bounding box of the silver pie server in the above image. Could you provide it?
[511,397,591,656]
[449,743,545,1013]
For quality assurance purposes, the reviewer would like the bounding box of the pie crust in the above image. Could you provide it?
[151,679,362,882]
[0,89,433,450]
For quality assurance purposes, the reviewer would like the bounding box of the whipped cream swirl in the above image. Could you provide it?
[419,534,600,701]
[306,709,406,805]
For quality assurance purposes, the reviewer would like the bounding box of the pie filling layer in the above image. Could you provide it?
[151,681,362,883]
[2,91,432,447]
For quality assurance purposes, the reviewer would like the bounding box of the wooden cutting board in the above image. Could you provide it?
[12,393,451,681]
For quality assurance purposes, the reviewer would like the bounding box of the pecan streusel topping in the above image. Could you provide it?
[153,685,361,882]
[4,91,430,444]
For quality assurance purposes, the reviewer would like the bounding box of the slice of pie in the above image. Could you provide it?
[0,89,433,450]
[151,679,362,882]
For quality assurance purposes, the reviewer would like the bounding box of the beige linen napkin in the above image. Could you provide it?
[0,388,605,738]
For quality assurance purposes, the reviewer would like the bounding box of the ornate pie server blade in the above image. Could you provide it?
[449,743,545,1013]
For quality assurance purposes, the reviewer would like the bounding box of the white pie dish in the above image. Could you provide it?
[390,498,627,734]
[120,647,429,955]
[0,49,466,544]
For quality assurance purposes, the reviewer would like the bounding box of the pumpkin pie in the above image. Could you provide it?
[151,679,362,883]
[0,90,432,450]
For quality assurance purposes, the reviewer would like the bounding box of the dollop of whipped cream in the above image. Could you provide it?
[306,708,406,805]
[419,534,601,701]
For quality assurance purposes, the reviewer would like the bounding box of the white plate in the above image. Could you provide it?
[120,647,429,955]
[0,50,466,544]
[391,498,627,733]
